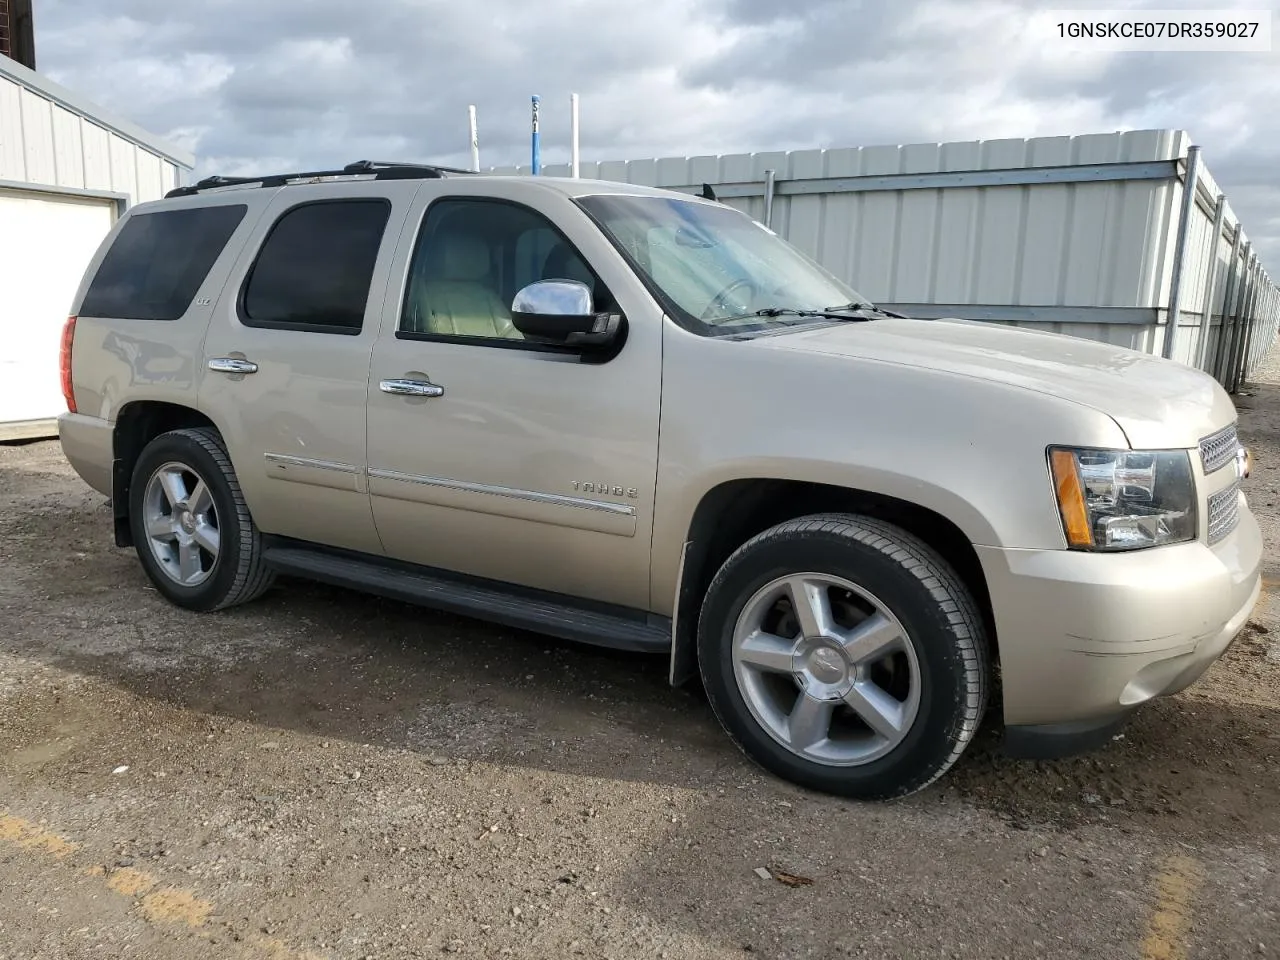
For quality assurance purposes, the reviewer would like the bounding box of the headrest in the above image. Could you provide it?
[543,243,593,287]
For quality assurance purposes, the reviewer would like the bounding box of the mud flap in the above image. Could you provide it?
[112,458,133,548]
[668,540,700,686]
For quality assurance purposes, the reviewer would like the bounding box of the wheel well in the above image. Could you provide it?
[111,401,218,547]
[673,479,999,681]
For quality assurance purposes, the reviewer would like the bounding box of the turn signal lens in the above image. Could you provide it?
[60,315,77,414]
[1050,449,1094,548]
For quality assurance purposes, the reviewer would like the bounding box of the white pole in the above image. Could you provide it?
[468,104,480,172]
[570,93,580,178]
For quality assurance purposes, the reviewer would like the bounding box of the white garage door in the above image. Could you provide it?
[0,187,116,428]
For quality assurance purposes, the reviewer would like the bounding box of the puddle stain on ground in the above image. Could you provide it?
[4,809,323,957]
[0,812,78,858]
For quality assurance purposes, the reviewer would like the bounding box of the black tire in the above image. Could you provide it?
[128,427,275,612]
[696,513,989,801]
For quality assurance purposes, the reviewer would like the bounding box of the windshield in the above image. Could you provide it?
[575,193,875,336]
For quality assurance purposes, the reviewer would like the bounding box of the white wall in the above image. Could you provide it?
[0,188,116,429]
[0,60,194,432]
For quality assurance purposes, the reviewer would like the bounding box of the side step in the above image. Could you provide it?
[262,545,672,654]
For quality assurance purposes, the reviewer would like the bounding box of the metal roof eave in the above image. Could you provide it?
[0,55,196,170]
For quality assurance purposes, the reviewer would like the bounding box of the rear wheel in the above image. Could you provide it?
[697,513,989,800]
[129,427,275,611]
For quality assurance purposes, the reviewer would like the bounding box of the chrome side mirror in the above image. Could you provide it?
[510,279,621,348]
[513,278,592,318]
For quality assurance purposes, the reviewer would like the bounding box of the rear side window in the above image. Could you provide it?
[241,199,391,334]
[79,205,247,320]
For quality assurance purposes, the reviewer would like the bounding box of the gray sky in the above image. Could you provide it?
[30,0,1280,270]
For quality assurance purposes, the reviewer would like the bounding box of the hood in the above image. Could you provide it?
[752,316,1236,450]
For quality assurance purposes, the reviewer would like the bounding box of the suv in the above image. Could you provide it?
[57,160,1261,800]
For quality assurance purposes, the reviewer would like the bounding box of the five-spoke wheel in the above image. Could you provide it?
[732,573,920,766]
[142,461,221,586]
[698,513,989,800]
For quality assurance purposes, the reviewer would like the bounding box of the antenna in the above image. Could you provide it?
[468,104,480,172]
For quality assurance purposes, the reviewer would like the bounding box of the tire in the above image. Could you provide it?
[128,427,275,612]
[696,513,988,801]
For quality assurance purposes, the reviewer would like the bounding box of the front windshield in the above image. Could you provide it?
[575,193,875,336]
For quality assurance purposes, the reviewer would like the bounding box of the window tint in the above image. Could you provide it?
[79,205,247,321]
[400,199,610,342]
[242,200,391,333]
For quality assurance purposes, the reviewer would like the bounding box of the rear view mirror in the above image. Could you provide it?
[511,280,621,348]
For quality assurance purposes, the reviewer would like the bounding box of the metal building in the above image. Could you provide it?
[0,53,195,439]
[494,129,1279,391]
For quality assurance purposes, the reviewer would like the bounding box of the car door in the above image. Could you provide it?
[365,188,662,610]
[199,181,418,555]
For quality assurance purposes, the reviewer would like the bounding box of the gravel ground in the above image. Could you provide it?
[3,356,1280,959]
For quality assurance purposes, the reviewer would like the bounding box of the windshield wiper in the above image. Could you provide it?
[822,301,905,318]
[717,307,877,326]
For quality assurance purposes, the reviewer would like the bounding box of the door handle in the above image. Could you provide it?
[208,357,259,375]
[379,378,444,398]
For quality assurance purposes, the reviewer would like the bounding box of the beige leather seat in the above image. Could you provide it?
[406,233,521,339]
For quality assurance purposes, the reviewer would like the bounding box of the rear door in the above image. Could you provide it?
[199,182,418,555]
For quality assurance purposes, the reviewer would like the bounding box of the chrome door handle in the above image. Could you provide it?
[208,357,259,375]
[379,378,444,398]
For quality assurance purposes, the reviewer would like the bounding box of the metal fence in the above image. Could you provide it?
[492,129,1279,390]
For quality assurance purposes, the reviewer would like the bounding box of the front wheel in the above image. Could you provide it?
[128,427,275,612]
[697,513,989,800]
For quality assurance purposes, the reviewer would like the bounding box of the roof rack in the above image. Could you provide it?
[164,159,478,198]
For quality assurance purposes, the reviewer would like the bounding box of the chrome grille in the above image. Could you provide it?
[1200,423,1240,475]
[1207,482,1241,544]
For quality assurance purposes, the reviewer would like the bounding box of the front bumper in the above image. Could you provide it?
[977,496,1262,752]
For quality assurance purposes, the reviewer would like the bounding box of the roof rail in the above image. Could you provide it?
[164,159,478,198]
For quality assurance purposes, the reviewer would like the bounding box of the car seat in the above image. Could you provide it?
[408,231,521,338]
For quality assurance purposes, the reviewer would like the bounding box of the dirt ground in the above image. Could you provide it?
[3,360,1280,960]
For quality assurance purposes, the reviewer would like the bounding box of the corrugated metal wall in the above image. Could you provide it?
[492,129,1280,388]
[0,69,183,201]
[1168,156,1280,390]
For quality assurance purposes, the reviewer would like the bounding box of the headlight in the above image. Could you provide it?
[1048,447,1197,551]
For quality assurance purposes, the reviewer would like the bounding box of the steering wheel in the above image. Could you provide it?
[701,277,759,321]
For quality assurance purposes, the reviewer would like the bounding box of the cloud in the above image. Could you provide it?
[27,0,1280,270]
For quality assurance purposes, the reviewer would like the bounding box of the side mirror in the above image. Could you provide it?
[511,279,621,348]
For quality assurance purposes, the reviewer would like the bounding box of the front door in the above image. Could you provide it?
[365,192,662,610]
[200,183,417,555]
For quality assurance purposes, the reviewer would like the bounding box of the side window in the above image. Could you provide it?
[242,199,391,334]
[399,198,610,343]
[79,205,247,321]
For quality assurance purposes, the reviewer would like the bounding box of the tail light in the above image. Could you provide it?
[60,315,77,414]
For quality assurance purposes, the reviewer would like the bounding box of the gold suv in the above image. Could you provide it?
[57,161,1261,799]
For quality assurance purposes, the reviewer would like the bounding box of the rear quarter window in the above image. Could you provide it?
[239,199,391,334]
[79,205,248,321]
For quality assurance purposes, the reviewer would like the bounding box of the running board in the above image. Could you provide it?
[262,544,672,654]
